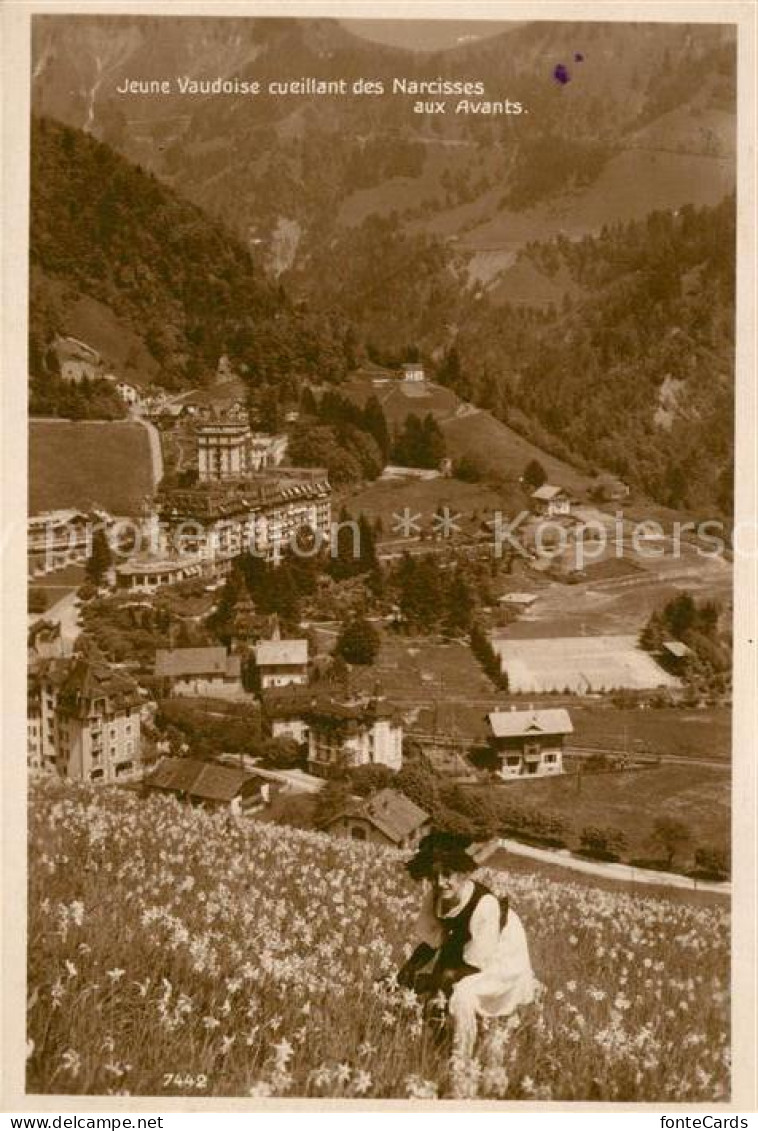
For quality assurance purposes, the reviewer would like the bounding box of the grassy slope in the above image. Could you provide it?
[494,763,729,859]
[441,409,592,494]
[339,375,594,495]
[29,420,154,515]
[569,705,731,761]
[27,781,730,1100]
[342,476,511,535]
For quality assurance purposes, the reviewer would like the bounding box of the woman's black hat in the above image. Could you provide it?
[405,829,478,881]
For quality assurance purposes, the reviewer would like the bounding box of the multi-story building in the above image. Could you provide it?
[306,696,403,779]
[486,707,572,779]
[249,433,288,470]
[156,472,331,566]
[27,655,143,782]
[197,421,252,481]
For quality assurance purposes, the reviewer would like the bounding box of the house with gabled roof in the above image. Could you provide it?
[486,707,572,779]
[530,483,571,516]
[154,646,243,698]
[324,788,430,848]
[253,635,308,690]
[144,756,271,810]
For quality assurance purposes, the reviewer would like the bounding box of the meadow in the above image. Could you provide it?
[29,420,154,516]
[27,780,730,1101]
[495,763,730,864]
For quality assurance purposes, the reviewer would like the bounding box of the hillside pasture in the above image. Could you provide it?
[29,420,155,516]
[441,409,593,495]
[569,705,731,762]
[338,374,462,428]
[490,763,730,862]
[342,475,511,538]
[349,634,497,704]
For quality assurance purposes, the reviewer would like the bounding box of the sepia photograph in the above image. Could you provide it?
[3,0,756,1113]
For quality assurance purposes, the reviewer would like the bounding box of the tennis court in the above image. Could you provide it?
[491,634,681,694]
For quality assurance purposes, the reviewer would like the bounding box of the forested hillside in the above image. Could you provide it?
[450,199,736,513]
[298,198,735,514]
[29,116,734,514]
[29,116,354,406]
[32,17,736,274]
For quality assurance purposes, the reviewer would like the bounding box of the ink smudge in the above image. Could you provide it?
[553,62,571,85]
[574,52,585,63]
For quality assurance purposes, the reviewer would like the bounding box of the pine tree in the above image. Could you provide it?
[335,616,380,665]
[362,395,391,459]
[85,528,112,585]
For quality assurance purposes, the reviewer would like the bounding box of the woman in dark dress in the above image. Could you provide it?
[398,832,535,1059]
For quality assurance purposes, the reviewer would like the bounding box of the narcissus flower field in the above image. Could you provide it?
[27,781,730,1101]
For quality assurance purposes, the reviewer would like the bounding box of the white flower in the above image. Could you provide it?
[248,1081,272,1097]
[353,1069,372,1095]
[272,1038,293,1066]
[61,1048,82,1078]
[334,1062,352,1085]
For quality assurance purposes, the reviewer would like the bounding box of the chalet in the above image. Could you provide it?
[486,707,572,779]
[531,484,571,517]
[325,788,430,848]
[112,378,148,408]
[306,696,403,779]
[28,509,94,574]
[401,362,425,383]
[154,646,243,698]
[254,637,308,690]
[144,757,266,810]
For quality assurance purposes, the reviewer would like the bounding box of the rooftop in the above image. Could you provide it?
[155,646,241,679]
[662,640,692,659]
[147,757,252,803]
[116,554,202,577]
[531,483,568,501]
[327,788,429,844]
[487,707,574,739]
[254,639,308,668]
[48,655,142,717]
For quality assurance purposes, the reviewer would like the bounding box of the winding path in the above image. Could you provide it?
[132,412,164,488]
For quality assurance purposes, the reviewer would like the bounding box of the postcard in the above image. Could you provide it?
[2,0,756,1115]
